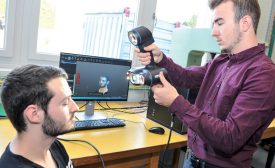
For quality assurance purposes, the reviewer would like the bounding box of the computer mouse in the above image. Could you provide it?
[149,126,165,135]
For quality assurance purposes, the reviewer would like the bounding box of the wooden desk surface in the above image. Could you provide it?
[261,118,275,139]
[1,102,275,167]
[0,102,187,167]
[61,111,187,166]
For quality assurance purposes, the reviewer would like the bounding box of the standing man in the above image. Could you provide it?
[0,64,79,168]
[135,0,275,167]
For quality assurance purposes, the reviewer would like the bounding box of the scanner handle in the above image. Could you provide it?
[139,47,155,67]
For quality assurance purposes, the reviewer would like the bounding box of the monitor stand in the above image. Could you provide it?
[75,101,106,121]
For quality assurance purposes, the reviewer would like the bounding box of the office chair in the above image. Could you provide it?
[265,138,275,168]
[261,137,275,168]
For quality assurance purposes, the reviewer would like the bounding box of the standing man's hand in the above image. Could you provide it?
[134,44,163,65]
[151,72,179,107]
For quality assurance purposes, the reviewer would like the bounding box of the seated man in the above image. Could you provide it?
[0,64,79,168]
[98,76,110,95]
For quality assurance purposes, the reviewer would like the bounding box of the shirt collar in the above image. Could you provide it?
[220,43,265,63]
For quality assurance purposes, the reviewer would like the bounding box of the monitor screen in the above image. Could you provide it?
[59,52,132,102]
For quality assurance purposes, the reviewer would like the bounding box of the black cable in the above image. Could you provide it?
[97,101,109,110]
[79,101,147,111]
[99,101,127,113]
[105,105,148,110]
[77,101,147,116]
[100,101,148,110]
[160,112,175,167]
[122,119,149,130]
[97,101,146,111]
[110,110,146,118]
[105,101,146,114]
[105,102,122,112]
[78,101,89,110]
[57,137,106,168]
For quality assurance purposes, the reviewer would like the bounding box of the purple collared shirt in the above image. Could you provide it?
[158,44,275,168]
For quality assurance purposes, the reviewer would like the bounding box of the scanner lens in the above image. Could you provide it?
[127,71,145,85]
[131,74,144,85]
[128,32,138,46]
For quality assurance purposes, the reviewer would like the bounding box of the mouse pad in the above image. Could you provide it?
[0,103,7,117]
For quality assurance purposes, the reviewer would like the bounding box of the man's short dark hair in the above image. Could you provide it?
[208,0,261,33]
[1,64,68,133]
[100,76,109,81]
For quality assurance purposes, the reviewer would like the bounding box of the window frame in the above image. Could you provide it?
[0,0,156,69]
[0,0,15,59]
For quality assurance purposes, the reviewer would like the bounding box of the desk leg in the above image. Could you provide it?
[173,148,181,168]
[146,152,160,168]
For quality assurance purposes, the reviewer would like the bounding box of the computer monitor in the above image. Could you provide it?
[59,52,132,120]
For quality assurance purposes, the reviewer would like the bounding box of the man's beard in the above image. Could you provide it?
[221,28,242,54]
[221,48,230,54]
[42,113,74,137]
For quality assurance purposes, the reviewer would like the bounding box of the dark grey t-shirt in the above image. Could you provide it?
[0,140,74,168]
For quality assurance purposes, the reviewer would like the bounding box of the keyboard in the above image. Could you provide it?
[74,118,125,131]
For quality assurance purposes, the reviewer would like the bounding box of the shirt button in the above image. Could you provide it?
[227,67,230,69]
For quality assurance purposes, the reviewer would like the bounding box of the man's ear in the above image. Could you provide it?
[240,15,253,32]
[24,105,43,124]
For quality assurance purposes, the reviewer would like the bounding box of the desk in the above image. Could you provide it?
[262,119,275,139]
[1,102,275,168]
[0,102,187,168]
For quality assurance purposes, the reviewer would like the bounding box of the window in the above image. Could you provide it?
[0,0,152,69]
[37,0,139,59]
[0,0,6,49]
[0,0,15,60]
[153,0,212,55]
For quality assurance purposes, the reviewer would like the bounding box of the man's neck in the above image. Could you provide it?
[99,87,108,94]
[231,32,258,54]
[10,132,56,167]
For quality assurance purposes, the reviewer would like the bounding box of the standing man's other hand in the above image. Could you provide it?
[151,72,179,107]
